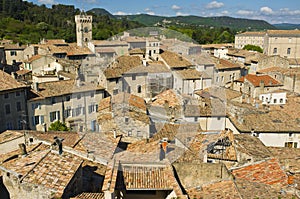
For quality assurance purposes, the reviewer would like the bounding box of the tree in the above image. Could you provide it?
[243,44,263,53]
[48,120,70,131]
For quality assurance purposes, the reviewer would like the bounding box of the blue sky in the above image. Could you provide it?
[26,0,300,24]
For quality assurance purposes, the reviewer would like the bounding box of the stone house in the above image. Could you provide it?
[0,70,29,132]
[234,31,265,49]
[88,40,128,57]
[173,68,211,96]
[97,92,151,140]
[122,63,172,99]
[3,43,26,65]
[213,58,243,88]
[98,55,142,95]
[27,79,105,132]
[233,74,283,98]
[0,130,110,199]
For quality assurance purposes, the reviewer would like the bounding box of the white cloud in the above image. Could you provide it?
[206,1,224,9]
[145,8,151,12]
[113,11,129,15]
[176,12,188,16]
[38,0,56,4]
[221,10,229,15]
[260,7,273,15]
[172,5,181,11]
[146,11,155,15]
[236,10,255,16]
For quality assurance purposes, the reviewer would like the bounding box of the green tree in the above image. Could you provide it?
[48,121,70,131]
[243,44,263,53]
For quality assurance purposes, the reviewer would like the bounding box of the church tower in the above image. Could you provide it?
[75,12,92,47]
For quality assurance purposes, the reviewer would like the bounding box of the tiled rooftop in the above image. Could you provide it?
[0,70,27,92]
[235,74,282,87]
[104,55,142,79]
[120,163,175,190]
[123,63,171,74]
[186,180,240,199]
[72,192,104,199]
[267,29,300,37]
[29,79,104,100]
[236,31,266,36]
[231,158,288,187]
[23,151,83,196]
[214,58,243,70]
[160,51,193,68]
[175,68,204,80]
[0,130,23,145]
[150,89,182,108]
[24,54,42,63]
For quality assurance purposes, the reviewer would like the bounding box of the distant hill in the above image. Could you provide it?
[88,8,115,18]
[273,23,300,30]
[118,14,276,30]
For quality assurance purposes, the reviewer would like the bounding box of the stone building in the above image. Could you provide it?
[75,13,93,47]
[0,70,29,132]
[234,31,265,49]
[27,79,105,132]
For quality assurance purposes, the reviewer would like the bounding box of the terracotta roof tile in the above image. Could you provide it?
[104,55,142,79]
[0,130,23,145]
[72,192,104,199]
[186,180,240,199]
[215,58,242,70]
[231,158,288,187]
[24,55,42,63]
[0,70,27,92]
[23,151,83,197]
[175,69,204,80]
[160,51,193,68]
[29,80,104,100]
[267,29,300,37]
[120,163,175,190]
[235,74,282,87]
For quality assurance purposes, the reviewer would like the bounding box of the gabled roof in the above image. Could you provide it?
[235,74,282,87]
[160,51,193,68]
[267,29,300,37]
[0,143,83,198]
[29,80,104,101]
[231,158,288,187]
[175,68,206,80]
[104,55,142,79]
[123,63,171,74]
[215,58,243,70]
[236,31,266,37]
[24,54,42,63]
[120,163,175,190]
[0,70,27,92]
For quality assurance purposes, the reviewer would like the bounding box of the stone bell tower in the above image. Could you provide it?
[75,12,92,47]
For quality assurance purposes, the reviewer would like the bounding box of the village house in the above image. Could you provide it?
[122,62,172,99]
[213,58,243,88]
[235,30,300,59]
[161,38,202,55]
[97,92,151,141]
[99,55,142,95]
[0,70,29,133]
[0,130,112,199]
[88,40,128,57]
[201,43,233,56]
[3,43,26,66]
[233,74,283,99]
[27,79,105,132]
[234,31,265,49]
[257,66,300,93]
[226,94,300,148]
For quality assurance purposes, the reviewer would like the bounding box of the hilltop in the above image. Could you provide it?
[118,14,276,30]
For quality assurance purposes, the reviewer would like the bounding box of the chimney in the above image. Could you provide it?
[18,143,27,156]
[142,59,148,66]
[52,136,64,155]
[113,129,117,138]
[11,72,17,79]
[33,82,39,92]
